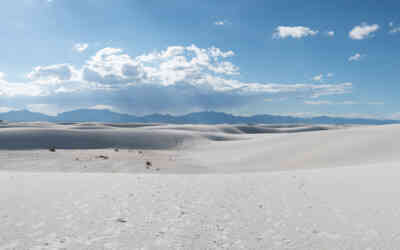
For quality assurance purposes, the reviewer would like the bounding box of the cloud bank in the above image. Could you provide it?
[0,45,353,114]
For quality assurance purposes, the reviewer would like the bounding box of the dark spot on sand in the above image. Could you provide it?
[116,218,127,223]
[146,160,152,168]
[96,155,109,160]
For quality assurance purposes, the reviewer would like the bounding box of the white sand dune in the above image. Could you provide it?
[186,124,400,172]
[0,123,245,150]
[0,122,335,150]
[1,123,400,249]
[0,123,395,173]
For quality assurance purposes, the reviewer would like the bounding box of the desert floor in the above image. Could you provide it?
[1,123,400,249]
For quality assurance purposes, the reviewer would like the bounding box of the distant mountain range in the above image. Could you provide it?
[0,109,398,125]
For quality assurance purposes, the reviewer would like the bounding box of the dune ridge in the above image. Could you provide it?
[0,123,397,174]
[2,123,400,249]
[0,123,333,150]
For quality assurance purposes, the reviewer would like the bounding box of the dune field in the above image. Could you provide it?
[1,123,400,249]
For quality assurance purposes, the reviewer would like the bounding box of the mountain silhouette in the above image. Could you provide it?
[0,109,397,125]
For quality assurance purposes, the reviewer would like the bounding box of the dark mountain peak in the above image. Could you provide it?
[0,109,54,122]
[0,109,397,125]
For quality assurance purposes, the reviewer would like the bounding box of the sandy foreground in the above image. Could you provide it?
[1,123,400,249]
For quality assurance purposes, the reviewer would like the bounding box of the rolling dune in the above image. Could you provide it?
[2,123,400,249]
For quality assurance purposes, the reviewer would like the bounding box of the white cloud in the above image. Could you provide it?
[349,23,379,40]
[304,100,332,105]
[312,74,323,82]
[0,106,17,113]
[312,73,334,82]
[390,27,400,34]
[387,113,400,120]
[83,47,140,85]
[388,22,399,33]
[305,100,383,105]
[305,100,357,105]
[0,45,353,110]
[74,43,89,53]
[214,20,228,26]
[89,104,115,111]
[0,77,46,97]
[273,26,318,39]
[0,72,5,79]
[326,30,335,37]
[341,101,358,105]
[348,53,363,61]
[264,97,288,102]
[27,64,75,81]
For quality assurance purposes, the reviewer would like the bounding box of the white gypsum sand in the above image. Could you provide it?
[1,123,400,249]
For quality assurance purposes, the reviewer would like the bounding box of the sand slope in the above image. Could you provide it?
[0,123,334,150]
[1,123,400,249]
[186,124,400,172]
[2,164,400,249]
[0,123,397,173]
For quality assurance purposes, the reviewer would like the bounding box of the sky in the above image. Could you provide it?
[0,0,399,118]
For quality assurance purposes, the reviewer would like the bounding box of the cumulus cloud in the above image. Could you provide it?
[89,104,115,111]
[326,30,335,37]
[305,100,358,105]
[308,82,352,98]
[349,23,379,40]
[304,100,333,105]
[312,74,323,82]
[273,26,318,39]
[389,22,400,34]
[0,78,45,97]
[0,45,354,114]
[387,113,400,120]
[348,53,363,61]
[27,64,75,81]
[214,20,228,26]
[305,100,382,105]
[390,27,400,34]
[82,47,139,86]
[74,43,89,52]
[81,45,240,89]
[0,106,17,113]
[312,73,334,82]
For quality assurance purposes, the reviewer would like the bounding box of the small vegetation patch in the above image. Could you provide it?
[145,160,152,169]
[116,218,127,223]
[96,155,109,160]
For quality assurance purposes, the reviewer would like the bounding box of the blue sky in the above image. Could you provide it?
[0,0,399,118]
